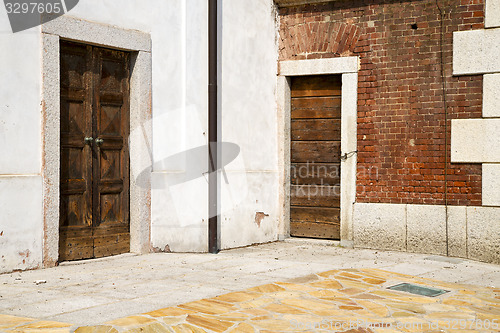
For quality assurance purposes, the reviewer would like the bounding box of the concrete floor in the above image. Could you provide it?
[0,239,498,326]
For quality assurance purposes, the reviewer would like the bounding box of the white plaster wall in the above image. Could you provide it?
[1,0,281,266]
[0,11,43,272]
[220,0,279,249]
[0,0,210,271]
[0,29,41,175]
[0,177,43,272]
[148,0,209,252]
[61,0,209,252]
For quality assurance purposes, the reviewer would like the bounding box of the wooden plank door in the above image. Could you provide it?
[290,75,342,239]
[92,47,130,258]
[59,42,94,260]
[59,41,130,261]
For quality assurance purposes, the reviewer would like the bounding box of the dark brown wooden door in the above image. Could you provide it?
[290,75,341,239]
[59,41,130,261]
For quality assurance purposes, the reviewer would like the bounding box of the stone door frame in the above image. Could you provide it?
[41,15,153,266]
[277,57,359,246]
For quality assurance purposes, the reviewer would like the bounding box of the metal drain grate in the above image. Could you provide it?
[387,283,449,297]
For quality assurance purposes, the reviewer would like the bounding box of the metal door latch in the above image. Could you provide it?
[340,150,358,161]
[84,137,93,145]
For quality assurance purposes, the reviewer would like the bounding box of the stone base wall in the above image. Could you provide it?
[354,203,500,264]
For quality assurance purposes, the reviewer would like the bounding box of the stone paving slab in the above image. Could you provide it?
[0,239,499,331]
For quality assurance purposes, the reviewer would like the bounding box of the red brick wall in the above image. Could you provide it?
[279,0,483,206]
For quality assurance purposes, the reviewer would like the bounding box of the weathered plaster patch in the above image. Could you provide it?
[255,212,270,227]
[153,245,171,253]
[221,172,280,250]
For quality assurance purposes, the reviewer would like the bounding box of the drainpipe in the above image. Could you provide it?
[208,0,219,254]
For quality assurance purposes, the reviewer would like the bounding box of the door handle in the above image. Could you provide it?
[84,137,93,145]
[95,138,104,146]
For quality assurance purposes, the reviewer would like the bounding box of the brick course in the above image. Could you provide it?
[279,0,483,206]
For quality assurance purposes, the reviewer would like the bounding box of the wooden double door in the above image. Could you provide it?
[59,41,131,261]
[290,75,342,240]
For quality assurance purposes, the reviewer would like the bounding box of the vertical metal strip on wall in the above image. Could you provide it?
[208,0,219,254]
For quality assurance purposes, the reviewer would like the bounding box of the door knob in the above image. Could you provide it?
[95,138,104,146]
[84,137,93,145]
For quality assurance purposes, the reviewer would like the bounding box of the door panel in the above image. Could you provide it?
[290,207,340,224]
[291,141,341,163]
[93,47,130,257]
[291,119,341,141]
[291,163,340,186]
[290,76,341,97]
[59,42,93,261]
[290,75,342,240]
[291,97,341,119]
[290,185,341,207]
[289,221,340,239]
[59,41,130,261]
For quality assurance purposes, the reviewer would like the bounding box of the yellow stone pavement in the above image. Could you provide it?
[1,269,499,332]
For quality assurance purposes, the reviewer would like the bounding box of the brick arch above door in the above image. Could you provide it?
[279,20,361,60]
